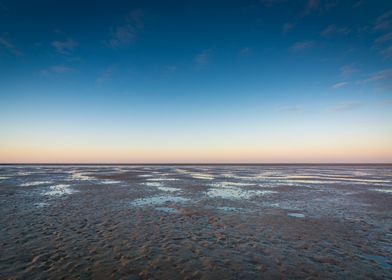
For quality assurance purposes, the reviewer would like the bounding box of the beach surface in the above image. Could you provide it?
[0,165,391,279]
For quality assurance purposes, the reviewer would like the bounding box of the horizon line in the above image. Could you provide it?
[1,162,391,166]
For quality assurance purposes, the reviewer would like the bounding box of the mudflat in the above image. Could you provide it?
[0,165,391,279]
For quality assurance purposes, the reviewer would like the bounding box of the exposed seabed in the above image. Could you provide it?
[0,165,391,279]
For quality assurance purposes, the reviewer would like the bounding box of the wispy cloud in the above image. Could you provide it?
[282,22,294,34]
[0,1,8,11]
[372,15,392,59]
[239,47,251,56]
[359,69,392,92]
[353,0,364,8]
[333,101,362,112]
[381,99,392,106]
[195,49,212,65]
[361,69,392,83]
[340,64,357,77]
[108,9,144,48]
[374,10,392,31]
[374,32,392,45]
[109,26,136,48]
[41,65,75,76]
[129,9,144,29]
[0,37,22,56]
[52,38,78,54]
[163,65,178,75]
[321,24,351,37]
[332,82,348,89]
[301,0,319,17]
[290,40,314,52]
[301,0,338,17]
[259,0,288,7]
[381,46,392,58]
[96,67,114,84]
[372,22,392,59]
[277,105,304,114]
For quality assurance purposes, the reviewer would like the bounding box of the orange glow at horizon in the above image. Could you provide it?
[1,139,391,163]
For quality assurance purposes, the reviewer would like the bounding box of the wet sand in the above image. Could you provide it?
[0,165,391,279]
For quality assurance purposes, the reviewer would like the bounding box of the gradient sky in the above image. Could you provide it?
[1,0,392,163]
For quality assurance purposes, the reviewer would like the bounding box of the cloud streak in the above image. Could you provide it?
[41,65,75,75]
[374,32,392,45]
[282,23,294,34]
[277,105,304,114]
[259,0,288,7]
[332,82,348,89]
[0,37,22,56]
[361,69,392,83]
[340,65,357,77]
[381,99,392,106]
[108,9,144,48]
[163,65,178,75]
[333,101,362,112]
[374,10,392,31]
[290,40,314,51]
[321,24,351,37]
[195,49,212,65]
[372,13,392,59]
[0,2,8,11]
[301,0,338,17]
[381,46,392,58]
[301,0,319,17]
[239,47,251,56]
[96,67,114,84]
[52,38,78,54]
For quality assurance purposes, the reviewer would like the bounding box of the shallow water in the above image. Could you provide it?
[288,212,305,218]
[0,164,391,279]
[130,195,189,206]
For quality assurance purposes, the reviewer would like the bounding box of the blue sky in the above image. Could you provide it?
[0,0,391,163]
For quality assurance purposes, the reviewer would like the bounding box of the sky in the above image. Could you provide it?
[0,0,391,163]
